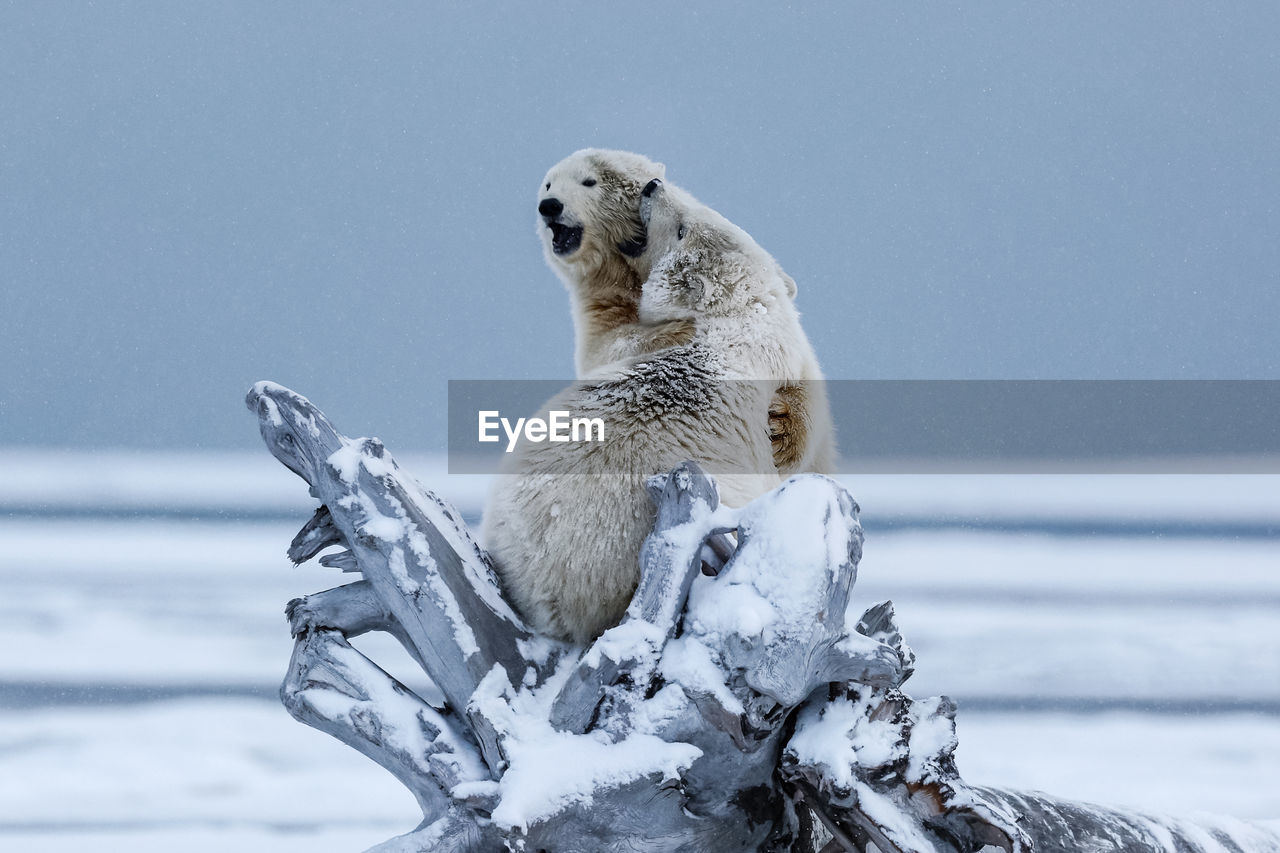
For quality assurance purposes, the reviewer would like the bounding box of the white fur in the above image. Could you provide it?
[639,182,835,476]
[536,149,669,375]
[639,183,808,375]
[485,181,833,644]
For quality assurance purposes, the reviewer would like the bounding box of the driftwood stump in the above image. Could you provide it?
[247,381,1280,853]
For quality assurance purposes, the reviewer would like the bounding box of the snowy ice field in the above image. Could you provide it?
[2,450,1280,851]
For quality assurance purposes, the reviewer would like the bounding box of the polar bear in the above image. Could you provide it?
[636,178,835,477]
[485,180,829,643]
[537,148,694,375]
[537,149,834,475]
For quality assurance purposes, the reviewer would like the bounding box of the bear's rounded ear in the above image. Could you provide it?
[777,264,798,299]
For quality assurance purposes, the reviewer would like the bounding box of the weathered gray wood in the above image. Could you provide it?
[633,464,734,627]
[246,381,555,774]
[280,628,499,852]
[458,460,818,850]
[969,787,1280,853]
[549,461,728,734]
[287,580,391,639]
[249,381,1280,853]
[289,505,344,564]
[780,604,1280,853]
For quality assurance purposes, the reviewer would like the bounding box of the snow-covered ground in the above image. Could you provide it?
[2,450,1278,849]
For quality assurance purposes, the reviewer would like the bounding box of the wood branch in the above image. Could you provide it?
[549,461,729,734]
[248,381,1280,853]
[967,787,1280,853]
[287,580,393,639]
[280,628,498,851]
[781,603,1280,853]
[246,381,559,774]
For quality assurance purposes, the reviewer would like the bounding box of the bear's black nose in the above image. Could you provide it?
[641,178,662,198]
[539,197,563,219]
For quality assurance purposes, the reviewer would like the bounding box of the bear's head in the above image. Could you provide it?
[537,149,666,284]
[637,178,798,323]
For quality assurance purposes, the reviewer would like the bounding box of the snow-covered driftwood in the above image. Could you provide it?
[247,381,1280,853]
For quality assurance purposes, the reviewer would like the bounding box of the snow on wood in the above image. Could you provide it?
[246,381,1280,852]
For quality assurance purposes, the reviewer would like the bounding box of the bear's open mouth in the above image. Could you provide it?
[548,222,584,255]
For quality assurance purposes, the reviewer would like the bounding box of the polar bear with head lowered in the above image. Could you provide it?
[637,178,835,477]
[485,179,833,643]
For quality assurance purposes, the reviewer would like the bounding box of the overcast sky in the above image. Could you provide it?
[2,3,1277,450]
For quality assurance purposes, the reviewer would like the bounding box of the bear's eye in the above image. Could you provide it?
[581,178,597,187]
[677,222,687,241]
[545,182,551,191]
